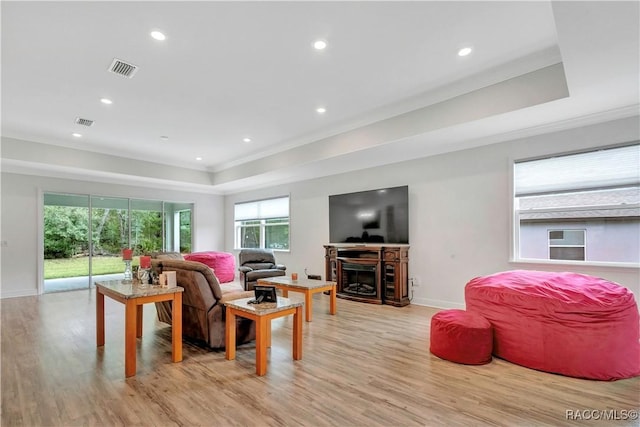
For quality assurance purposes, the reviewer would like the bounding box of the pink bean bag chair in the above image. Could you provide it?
[465,270,640,380]
[430,309,493,365]
[184,251,235,283]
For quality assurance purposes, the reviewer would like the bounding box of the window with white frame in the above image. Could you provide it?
[234,196,290,250]
[514,144,640,264]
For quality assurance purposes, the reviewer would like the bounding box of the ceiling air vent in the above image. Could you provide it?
[108,58,139,78]
[75,117,94,127]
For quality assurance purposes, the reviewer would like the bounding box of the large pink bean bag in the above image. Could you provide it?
[184,251,235,283]
[465,270,640,380]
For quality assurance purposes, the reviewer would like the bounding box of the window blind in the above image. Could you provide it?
[514,144,640,197]
[234,196,289,221]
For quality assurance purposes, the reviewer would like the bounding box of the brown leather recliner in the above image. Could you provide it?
[238,249,286,291]
[151,259,256,349]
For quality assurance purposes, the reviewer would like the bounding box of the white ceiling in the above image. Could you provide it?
[1,1,639,194]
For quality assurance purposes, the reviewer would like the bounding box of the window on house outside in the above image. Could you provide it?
[234,196,290,250]
[514,144,640,264]
[548,229,586,261]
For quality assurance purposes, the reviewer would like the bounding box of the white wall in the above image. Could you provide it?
[224,116,640,308]
[0,173,224,298]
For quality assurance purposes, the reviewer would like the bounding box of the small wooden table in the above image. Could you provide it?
[258,277,337,322]
[225,297,303,376]
[95,280,184,378]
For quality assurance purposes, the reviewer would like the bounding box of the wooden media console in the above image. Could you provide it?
[324,245,410,306]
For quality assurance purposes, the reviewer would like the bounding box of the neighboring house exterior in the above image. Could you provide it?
[518,188,640,263]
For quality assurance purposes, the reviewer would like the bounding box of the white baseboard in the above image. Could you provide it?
[1,288,38,299]
[410,297,464,309]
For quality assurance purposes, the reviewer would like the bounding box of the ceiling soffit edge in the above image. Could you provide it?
[212,46,564,173]
[0,137,214,187]
[2,108,637,195]
[0,158,223,195]
[212,62,569,185]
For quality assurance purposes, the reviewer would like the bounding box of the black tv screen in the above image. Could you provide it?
[329,185,409,244]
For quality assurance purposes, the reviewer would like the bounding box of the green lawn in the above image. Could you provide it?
[44,256,140,279]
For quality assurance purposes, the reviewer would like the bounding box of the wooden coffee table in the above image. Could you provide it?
[257,276,337,322]
[95,280,184,377]
[225,297,303,376]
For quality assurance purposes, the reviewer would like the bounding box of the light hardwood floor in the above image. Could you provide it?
[1,289,638,426]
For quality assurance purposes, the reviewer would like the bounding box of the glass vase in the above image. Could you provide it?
[123,260,133,283]
[137,268,150,289]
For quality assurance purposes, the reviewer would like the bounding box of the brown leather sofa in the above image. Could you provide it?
[151,258,256,349]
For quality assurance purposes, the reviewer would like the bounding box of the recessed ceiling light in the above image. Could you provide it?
[195,157,202,161]
[243,137,252,143]
[458,47,473,57]
[72,133,82,138]
[151,31,166,41]
[100,98,113,105]
[316,107,326,114]
[313,40,327,50]
[160,135,169,141]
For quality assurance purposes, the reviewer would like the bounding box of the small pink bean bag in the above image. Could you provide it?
[430,309,493,365]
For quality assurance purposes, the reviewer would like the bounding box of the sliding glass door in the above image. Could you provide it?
[131,199,163,256]
[90,196,130,284]
[42,192,194,293]
[43,193,91,292]
[164,202,193,253]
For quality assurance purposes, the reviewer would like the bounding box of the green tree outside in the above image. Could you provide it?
[44,206,89,258]
[44,206,164,259]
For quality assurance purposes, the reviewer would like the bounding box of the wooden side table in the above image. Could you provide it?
[258,276,337,322]
[225,297,303,376]
[96,280,184,377]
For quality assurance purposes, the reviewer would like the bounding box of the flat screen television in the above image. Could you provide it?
[329,185,409,244]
